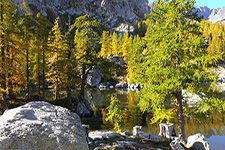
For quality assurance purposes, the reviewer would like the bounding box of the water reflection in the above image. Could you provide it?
[81,88,225,148]
[206,136,225,150]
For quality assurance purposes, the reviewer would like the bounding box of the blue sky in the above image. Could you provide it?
[148,0,225,9]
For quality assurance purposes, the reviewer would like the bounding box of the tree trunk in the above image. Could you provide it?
[26,32,30,99]
[1,3,7,112]
[55,79,60,100]
[67,86,72,104]
[7,49,14,100]
[8,73,13,99]
[38,50,41,100]
[80,64,86,101]
[67,16,72,105]
[42,38,46,101]
[176,90,186,144]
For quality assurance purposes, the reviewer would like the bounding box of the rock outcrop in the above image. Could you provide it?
[14,0,150,29]
[208,6,225,23]
[0,101,88,150]
[86,68,102,87]
[196,6,225,23]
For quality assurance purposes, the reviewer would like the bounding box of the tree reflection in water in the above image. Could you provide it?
[83,88,225,140]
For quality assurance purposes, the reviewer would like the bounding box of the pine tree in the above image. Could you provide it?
[20,0,33,100]
[118,33,123,56]
[73,15,111,101]
[34,13,50,101]
[65,14,73,105]
[0,0,20,112]
[100,31,110,57]
[121,32,129,62]
[127,35,142,83]
[133,0,223,144]
[112,31,118,56]
[47,17,67,100]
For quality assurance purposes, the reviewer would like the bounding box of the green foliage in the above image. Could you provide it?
[135,0,222,119]
[73,14,114,100]
[106,96,124,133]
[131,0,224,142]
[100,31,110,57]
[127,35,143,83]
[111,31,119,56]
[0,0,24,95]
[121,32,130,61]
[47,17,68,99]
[73,14,102,63]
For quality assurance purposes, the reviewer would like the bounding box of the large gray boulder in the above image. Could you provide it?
[0,101,89,150]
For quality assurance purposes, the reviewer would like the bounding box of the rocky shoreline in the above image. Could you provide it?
[86,124,210,150]
[88,130,169,150]
[0,101,212,150]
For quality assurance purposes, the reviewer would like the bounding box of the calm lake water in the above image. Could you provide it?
[81,88,225,150]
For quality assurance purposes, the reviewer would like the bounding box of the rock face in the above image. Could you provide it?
[0,101,88,150]
[14,0,150,28]
[196,6,225,23]
[208,6,225,23]
[196,6,214,20]
[86,68,102,87]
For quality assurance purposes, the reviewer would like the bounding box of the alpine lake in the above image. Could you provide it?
[79,88,225,150]
[11,87,225,149]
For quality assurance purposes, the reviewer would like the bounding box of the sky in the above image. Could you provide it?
[148,0,225,9]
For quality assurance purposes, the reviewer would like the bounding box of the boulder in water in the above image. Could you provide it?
[187,133,210,150]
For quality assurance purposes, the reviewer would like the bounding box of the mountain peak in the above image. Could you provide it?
[196,6,225,23]
[14,0,151,29]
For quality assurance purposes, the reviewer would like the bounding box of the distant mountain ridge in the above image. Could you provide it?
[196,6,225,23]
[149,2,225,24]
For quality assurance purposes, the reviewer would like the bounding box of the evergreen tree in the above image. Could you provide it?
[121,32,129,62]
[73,14,102,100]
[73,15,112,101]
[47,17,67,100]
[100,31,110,57]
[33,13,50,101]
[21,0,33,100]
[118,33,123,55]
[106,96,124,133]
[127,35,142,83]
[111,31,119,56]
[133,0,223,144]
[65,15,74,105]
[0,0,20,112]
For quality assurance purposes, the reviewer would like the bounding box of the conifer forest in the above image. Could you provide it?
[1,0,225,148]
